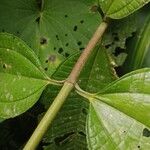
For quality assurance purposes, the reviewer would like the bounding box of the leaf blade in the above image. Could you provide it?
[87,100,150,150]
[99,0,150,19]
[96,68,150,127]
[0,0,101,75]
[0,34,49,118]
[86,68,150,149]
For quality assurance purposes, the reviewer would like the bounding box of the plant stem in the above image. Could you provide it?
[68,21,108,84]
[23,82,74,150]
[23,21,108,150]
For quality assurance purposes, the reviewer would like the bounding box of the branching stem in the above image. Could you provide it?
[23,21,108,150]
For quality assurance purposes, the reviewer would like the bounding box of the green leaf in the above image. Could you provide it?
[124,8,150,71]
[0,34,50,118]
[98,0,150,19]
[97,68,150,127]
[86,68,150,149]
[0,33,46,72]
[43,132,88,150]
[0,0,101,75]
[40,46,117,149]
[87,101,150,150]
[79,46,118,93]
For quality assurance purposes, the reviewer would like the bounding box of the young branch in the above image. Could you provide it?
[23,82,73,150]
[23,21,108,150]
[68,21,108,84]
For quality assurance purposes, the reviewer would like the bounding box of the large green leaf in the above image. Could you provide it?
[86,68,150,149]
[124,7,150,71]
[0,0,101,75]
[40,46,117,149]
[0,34,51,118]
[98,0,150,19]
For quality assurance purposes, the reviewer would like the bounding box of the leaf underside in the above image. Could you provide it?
[98,0,150,19]
[0,34,48,118]
[86,68,150,150]
[0,0,101,75]
[87,101,150,150]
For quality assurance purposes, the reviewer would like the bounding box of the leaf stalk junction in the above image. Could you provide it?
[23,21,108,150]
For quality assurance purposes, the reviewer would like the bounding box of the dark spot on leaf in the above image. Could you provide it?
[123,131,126,133]
[65,53,69,58]
[64,14,68,18]
[54,132,75,146]
[90,5,98,12]
[45,60,48,63]
[16,31,20,34]
[48,55,56,62]
[80,20,84,24]
[80,47,84,51]
[56,35,59,40]
[2,64,7,69]
[35,16,40,24]
[143,128,150,137]
[77,41,82,46]
[82,108,87,115]
[44,67,48,71]
[65,43,69,47]
[65,34,68,37]
[73,25,78,31]
[54,47,56,50]
[58,48,63,54]
[40,37,47,45]
[137,145,140,149]
[2,29,5,32]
